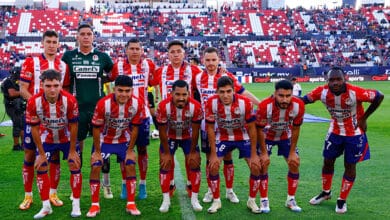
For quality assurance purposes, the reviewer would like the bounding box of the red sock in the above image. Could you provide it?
[339,175,355,200]
[70,172,82,199]
[23,161,34,193]
[223,162,234,189]
[185,160,191,183]
[169,162,175,183]
[249,175,260,198]
[322,172,334,191]
[287,172,299,196]
[138,153,148,181]
[49,160,60,190]
[89,180,100,203]
[126,177,137,202]
[159,169,170,193]
[190,168,201,193]
[36,172,50,201]
[209,174,220,199]
[259,174,268,198]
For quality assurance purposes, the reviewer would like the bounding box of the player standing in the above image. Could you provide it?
[62,23,114,183]
[109,38,156,199]
[303,67,384,213]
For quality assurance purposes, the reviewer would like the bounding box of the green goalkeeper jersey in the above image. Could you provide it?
[62,48,113,107]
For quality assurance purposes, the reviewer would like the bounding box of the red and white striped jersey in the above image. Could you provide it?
[256,96,305,141]
[195,69,245,109]
[156,97,203,140]
[305,83,379,136]
[20,54,67,95]
[91,93,144,144]
[25,90,79,144]
[205,94,255,141]
[110,58,156,118]
[153,62,201,100]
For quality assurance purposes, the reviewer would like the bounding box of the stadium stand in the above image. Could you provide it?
[1,3,390,73]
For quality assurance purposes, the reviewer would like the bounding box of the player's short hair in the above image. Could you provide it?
[115,75,133,87]
[77,23,93,32]
[291,77,297,81]
[40,69,62,82]
[125,38,141,48]
[190,57,200,65]
[275,80,293,90]
[203,47,219,56]
[42,30,58,39]
[217,76,234,89]
[327,66,345,78]
[172,79,188,91]
[168,40,184,50]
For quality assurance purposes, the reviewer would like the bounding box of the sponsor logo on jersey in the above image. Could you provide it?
[73,66,100,72]
[76,73,98,79]
[200,88,216,95]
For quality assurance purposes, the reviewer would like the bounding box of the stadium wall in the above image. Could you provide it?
[232,66,390,83]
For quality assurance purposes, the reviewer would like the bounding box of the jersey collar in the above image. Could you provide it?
[77,47,94,55]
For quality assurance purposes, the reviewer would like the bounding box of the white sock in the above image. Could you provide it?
[287,195,295,201]
[42,200,50,208]
[103,173,110,186]
[49,188,57,195]
[139,180,146,185]
[226,188,233,193]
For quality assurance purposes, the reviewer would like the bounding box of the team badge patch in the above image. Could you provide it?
[93,55,99,61]
[234,107,241,115]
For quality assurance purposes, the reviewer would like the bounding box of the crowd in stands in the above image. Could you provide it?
[1,3,390,71]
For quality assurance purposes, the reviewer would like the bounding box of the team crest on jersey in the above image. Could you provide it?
[93,55,99,61]
[233,107,241,115]
[345,98,353,106]
[128,106,136,115]
[185,111,192,118]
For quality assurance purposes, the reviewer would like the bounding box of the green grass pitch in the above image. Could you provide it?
[0,81,389,219]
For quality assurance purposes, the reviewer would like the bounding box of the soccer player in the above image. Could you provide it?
[205,76,261,214]
[62,23,114,198]
[195,47,260,204]
[156,80,203,213]
[152,40,202,196]
[291,77,302,97]
[303,67,384,214]
[19,30,67,210]
[86,75,144,217]
[108,38,156,200]
[256,80,305,213]
[25,69,82,218]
